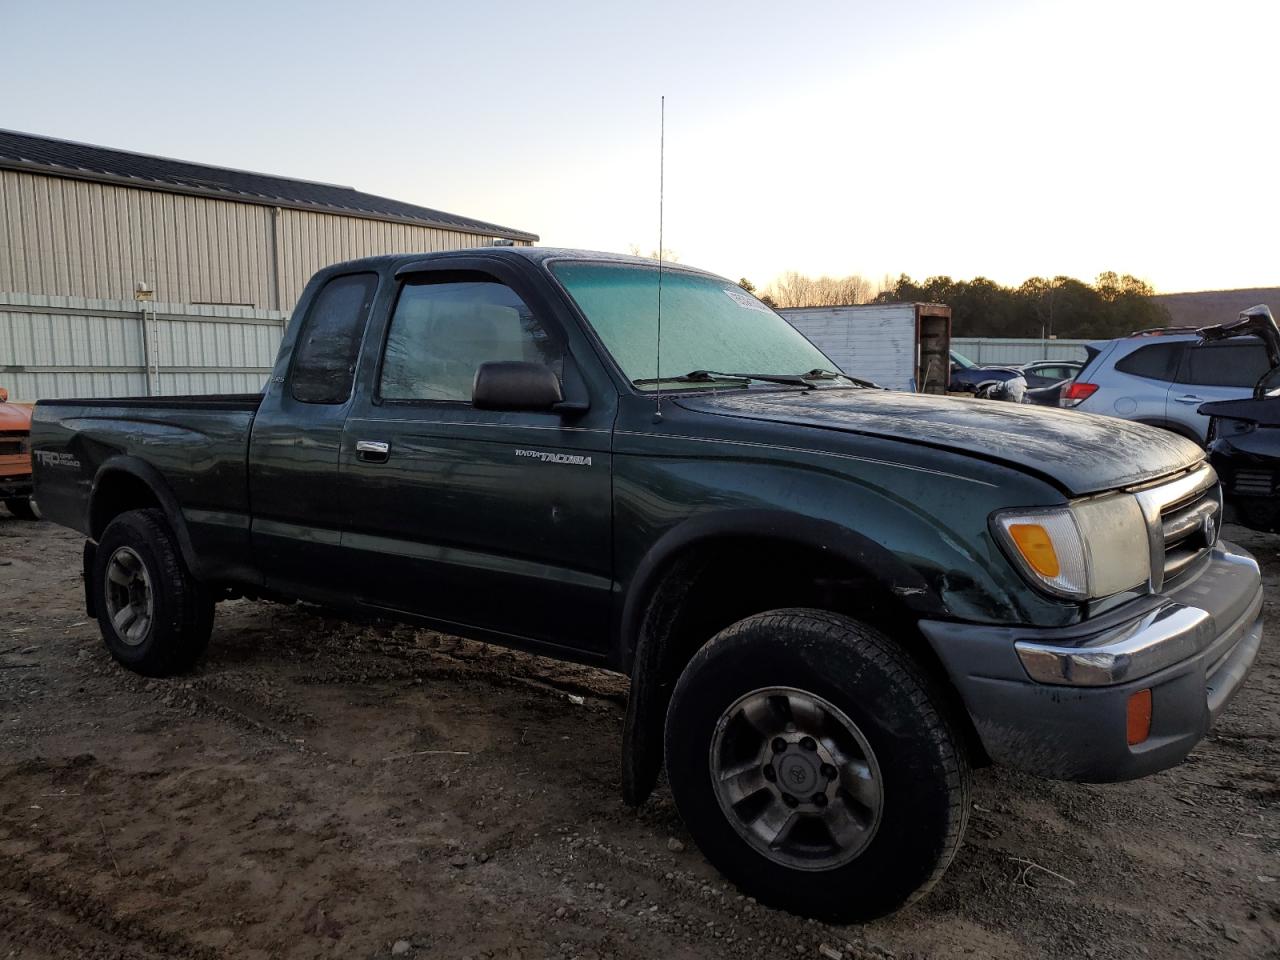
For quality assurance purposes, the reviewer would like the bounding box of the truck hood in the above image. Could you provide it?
[677,388,1204,496]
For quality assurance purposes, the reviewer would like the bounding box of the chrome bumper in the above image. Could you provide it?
[1013,546,1261,687]
[919,539,1264,782]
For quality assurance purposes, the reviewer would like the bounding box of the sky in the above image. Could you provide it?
[4,0,1277,295]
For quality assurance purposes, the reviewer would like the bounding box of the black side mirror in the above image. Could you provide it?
[473,361,564,411]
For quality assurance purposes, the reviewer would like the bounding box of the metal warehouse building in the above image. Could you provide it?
[0,129,537,399]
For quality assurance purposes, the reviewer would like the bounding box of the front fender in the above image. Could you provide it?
[617,508,947,670]
[617,508,951,806]
[608,429,1076,806]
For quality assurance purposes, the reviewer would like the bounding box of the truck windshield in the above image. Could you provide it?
[550,262,840,390]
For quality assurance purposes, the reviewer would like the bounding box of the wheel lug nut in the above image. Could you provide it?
[762,765,777,782]
[811,793,828,807]
[771,738,787,753]
[800,737,817,752]
[820,763,837,780]
[782,793,798,808]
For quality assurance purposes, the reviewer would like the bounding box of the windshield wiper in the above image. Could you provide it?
[633,368,874,389]
[802,368,878,388]
[632,370,815,388]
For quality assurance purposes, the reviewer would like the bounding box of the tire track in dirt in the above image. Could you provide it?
[0,844,219,960]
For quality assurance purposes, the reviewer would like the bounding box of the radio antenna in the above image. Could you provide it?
[653,95,665,423]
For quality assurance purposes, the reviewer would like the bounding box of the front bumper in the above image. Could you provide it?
[920,541,1263,782]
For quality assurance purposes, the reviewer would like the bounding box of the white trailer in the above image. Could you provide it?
[780,303,951,393]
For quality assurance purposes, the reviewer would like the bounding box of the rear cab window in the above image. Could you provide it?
[290,273,379,404]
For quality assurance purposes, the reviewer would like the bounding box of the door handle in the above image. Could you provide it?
[356,439,390,463]
[1173,394,1204,405]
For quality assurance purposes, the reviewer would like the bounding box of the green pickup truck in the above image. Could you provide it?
[30,249,1264,921]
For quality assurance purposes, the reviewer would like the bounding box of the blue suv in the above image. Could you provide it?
[1062,328,1272,443]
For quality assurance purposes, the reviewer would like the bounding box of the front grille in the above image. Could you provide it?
[1233,469,1275,498]
[1133,464,1221,590]
[1158,480,1220,583]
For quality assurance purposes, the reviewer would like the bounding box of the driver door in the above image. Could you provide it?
[338,259,615,659]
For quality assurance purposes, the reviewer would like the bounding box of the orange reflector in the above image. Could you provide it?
[1127,689,1152,745]
[1008,523,1060,578]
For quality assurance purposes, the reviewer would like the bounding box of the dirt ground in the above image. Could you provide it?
[0,515,1276,960]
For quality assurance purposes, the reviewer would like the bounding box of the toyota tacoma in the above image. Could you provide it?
[30,248,1264,921]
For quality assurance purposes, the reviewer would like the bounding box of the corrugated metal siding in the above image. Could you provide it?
[0,292,284,401]
[952,337,1091,364]
[1,169,531,312]
[274,208,529,308]
[781,305,920,390]
[0,169,274,305]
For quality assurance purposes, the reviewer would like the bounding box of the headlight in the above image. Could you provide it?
[992,495,1151,600]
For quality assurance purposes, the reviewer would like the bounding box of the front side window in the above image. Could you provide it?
[380,278,563,402]
[550,262,835,388]
[291,272,378,404]
[1178,341,1270,388]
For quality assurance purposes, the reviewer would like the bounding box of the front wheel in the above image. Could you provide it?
[93,508,214,676]
[664,609,970,922]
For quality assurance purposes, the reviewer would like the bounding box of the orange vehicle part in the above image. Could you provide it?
[0,387,34,502]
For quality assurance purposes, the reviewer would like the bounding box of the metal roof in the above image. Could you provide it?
[0,128,538,242]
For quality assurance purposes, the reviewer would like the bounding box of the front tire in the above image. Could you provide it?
[664,609,970,922]
[93,509,214,676]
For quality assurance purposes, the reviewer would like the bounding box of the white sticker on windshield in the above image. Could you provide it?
[723,288,771,313]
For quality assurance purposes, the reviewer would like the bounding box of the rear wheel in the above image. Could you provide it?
[664,609,970,922]
[93,509,214,676]
[4,497,37,520]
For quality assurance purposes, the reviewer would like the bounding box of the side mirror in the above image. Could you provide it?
[472,361,563,411]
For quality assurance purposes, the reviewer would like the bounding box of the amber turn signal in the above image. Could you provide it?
[1008,523,1061,578]
[1126,688,1152,746]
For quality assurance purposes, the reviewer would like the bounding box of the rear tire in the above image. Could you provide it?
[664,608,970,922]
[93,509,214,676]
[4,497,37,521]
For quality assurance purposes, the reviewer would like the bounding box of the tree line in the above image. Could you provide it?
[743,271,1171,339]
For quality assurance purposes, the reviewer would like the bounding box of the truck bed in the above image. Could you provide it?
[30,394,263,580]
